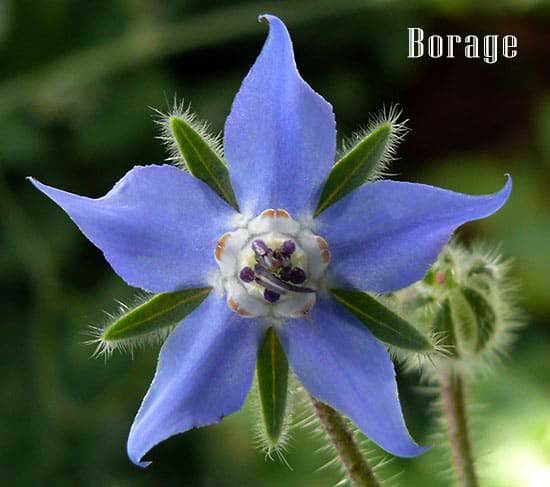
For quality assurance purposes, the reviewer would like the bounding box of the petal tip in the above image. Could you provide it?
[503,173,513,193]
[127,447,152,468]
[492,173,512,210]
[256,14,291,46]
[27,176,43,190]
[398,443,431,458]
[257,13,281,24]
[28,177,60,200]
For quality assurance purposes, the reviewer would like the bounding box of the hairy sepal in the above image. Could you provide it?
[155,102,239,211]
[256,327,290,453]
[89,287,211,357]
[330,288,434,352]
[314,105,408,217]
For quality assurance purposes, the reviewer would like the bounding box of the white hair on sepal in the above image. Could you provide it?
[336,103,410,182]
[151,97,225,170]
[375,291,451,369]
[83,292,178,360]
[247,372,297,467]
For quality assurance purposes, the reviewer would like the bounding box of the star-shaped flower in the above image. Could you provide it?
[30,15,511,467]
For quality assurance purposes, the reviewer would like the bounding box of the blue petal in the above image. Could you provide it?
[276,297,427,457]
[318,176,511,292]
[30,165,236,293]
[127,293,266,467]
[224,15,336,216]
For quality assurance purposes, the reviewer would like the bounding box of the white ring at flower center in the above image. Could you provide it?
[214,208,330,319]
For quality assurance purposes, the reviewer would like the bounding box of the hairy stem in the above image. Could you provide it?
[311,398,381,487]
[439,373,478,487]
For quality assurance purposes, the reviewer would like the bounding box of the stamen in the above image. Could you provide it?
[255,264,315,294]
[280,240,296,256]
[254,265,288,295]
[215,209,328,313]
[289,267,306,284]
[239,266,255,283]
[279,266,292,281]
[252,239,269,256]
[264,289,281,303]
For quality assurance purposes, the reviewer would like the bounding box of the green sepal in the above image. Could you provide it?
[256,327,289,448]
[169,116,239,211]
[448,288,477,352]
[102,287,211,343]
[433,298,459,356]
[330,288,433,351]
[314,122,393,217]
[461,287,496,352]
[447,287,497,354]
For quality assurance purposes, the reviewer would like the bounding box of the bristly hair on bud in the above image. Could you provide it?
[152,98,225,170]
[393,238,524,381]
[336,103,409,182]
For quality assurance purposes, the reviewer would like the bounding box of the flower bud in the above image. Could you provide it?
[394,240,521,378]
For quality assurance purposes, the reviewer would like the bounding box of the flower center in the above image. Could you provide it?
[214,208,330,319]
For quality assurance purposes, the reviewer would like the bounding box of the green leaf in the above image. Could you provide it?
[330,288,433,351]
[169,116,239,211]
[314,122,393,216]
[102,287,211,343]
[256,327,289,448]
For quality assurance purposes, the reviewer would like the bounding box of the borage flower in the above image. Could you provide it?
[30,15,511,467]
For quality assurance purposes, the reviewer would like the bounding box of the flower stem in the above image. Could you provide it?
[311,397,381,487]
[439,373,479,487]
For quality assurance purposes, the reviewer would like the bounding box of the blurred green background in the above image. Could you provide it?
[1,1,549,485]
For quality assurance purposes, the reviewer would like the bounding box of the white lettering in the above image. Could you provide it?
[446,35,461,58]
[407,29,518,63]
[408,28,424,58]
[428,35,444,58]
[484,35,498,64]
[503,35,518,58]
[464,35,479,59]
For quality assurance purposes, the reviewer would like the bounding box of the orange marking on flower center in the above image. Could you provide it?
[215,233,231,261]
[228,297,251,316]
[316,236,329,250]
[275,209,290,218]
[260,209,276,218]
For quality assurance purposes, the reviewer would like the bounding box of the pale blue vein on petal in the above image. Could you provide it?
[224,15,336,216]
[276,297,428,457]
[29,165,237,293]
[317,176,512,293]
[127,292,266,467]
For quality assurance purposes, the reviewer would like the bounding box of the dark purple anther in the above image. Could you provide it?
[279,266,292,281]
[290,267,307,284]
[252,239,269,256]
[264,289,281,303]
[280,240,296,256]
[239,266,255,283]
